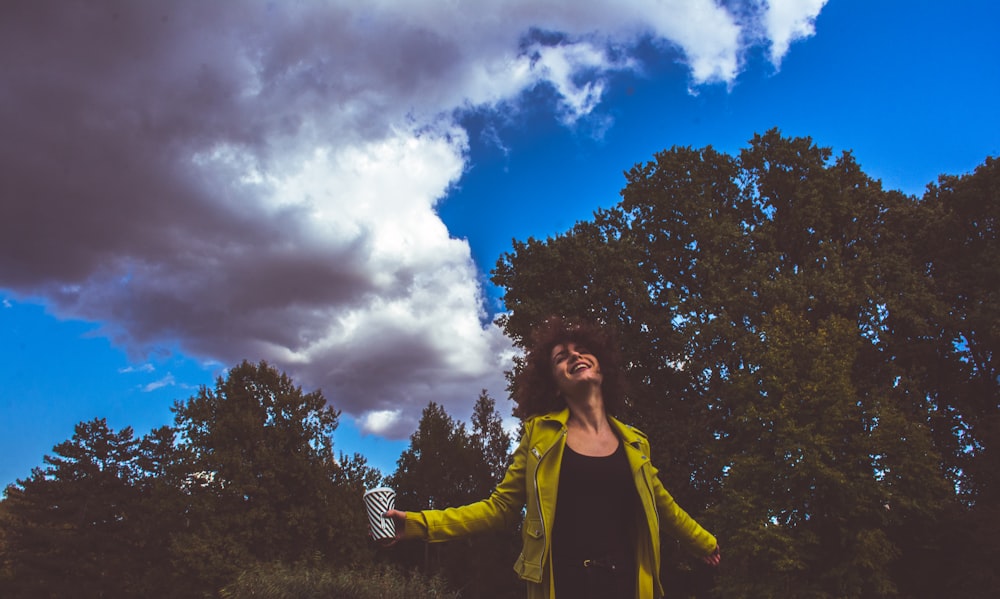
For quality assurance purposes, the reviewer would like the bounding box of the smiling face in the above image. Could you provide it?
[511,318,626,419]
[550,341,603,397]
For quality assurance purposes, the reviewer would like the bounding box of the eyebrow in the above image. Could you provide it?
[550,346,568,363]
[550,343,588,363]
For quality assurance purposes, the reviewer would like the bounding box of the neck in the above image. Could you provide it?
[564,388,608,433]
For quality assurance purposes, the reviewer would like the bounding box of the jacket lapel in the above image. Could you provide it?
[530,408,570,458]
[609,416,652,473]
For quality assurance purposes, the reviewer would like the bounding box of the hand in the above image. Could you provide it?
[701,544,721,567]
[373,509,408,547]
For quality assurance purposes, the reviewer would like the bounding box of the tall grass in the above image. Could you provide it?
[221,562,461,599]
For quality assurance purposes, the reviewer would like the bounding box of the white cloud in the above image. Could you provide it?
[143,374,177,393]
[761,0,829,66]
[358,409,406,437]
[531,42,618,123]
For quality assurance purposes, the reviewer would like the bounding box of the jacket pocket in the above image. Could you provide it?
[513,517,545,583]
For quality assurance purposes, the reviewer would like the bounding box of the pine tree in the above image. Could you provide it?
[0,419,146,598]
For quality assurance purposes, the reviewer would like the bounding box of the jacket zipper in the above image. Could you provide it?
[532,426,566,556]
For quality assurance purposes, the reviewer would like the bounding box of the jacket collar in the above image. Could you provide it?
[533,409,651,471]
[525,408,569,462]
[609,416,653,474]
[536,407,571,428]
[534,408,645,447]
[608,416,645,447]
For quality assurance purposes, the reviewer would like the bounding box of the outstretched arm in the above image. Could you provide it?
[386,424,533,543]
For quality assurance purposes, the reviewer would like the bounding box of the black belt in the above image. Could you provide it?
[555,554,635,599]
[582,556,624,574]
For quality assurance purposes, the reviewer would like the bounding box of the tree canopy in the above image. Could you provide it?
[492,130,997,597]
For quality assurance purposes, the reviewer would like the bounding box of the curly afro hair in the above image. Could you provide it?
[511,316,627,420]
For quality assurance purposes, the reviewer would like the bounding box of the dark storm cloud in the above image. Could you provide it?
[0,0,827,435]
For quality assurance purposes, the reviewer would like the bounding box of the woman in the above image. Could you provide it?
[384,318,720,598]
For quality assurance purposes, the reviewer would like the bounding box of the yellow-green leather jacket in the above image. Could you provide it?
[403,408,718,599]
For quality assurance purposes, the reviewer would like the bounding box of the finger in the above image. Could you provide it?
[384,509,405,542]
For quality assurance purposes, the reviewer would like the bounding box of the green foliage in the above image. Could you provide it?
[169,360,346,591]
[389,402,482,510]
[388,393,522,599]
[892,156,1000,597]
[329,452,384,566]
[0,419,155,598]
[471,389,514,489]
[492,130,997,597]
[221,563,459,599]
[0,361,377,598]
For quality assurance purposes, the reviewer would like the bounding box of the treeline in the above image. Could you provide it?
[0,361,515,598]
[2,130,998,598]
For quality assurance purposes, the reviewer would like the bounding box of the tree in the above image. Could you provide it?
[470,389,514,488]
[492,130,975,597]
[0,419,147,598]
[389,402,481,511]
[913,158,999,501]
[169,360,344,593]
[881,156,1000,595]
[329,451,384,566]
[126,425,202,597]
[466,391,520,599]
[1,362,389,596]
[388,396,520,598]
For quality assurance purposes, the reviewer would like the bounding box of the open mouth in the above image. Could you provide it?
[571,362,589,373]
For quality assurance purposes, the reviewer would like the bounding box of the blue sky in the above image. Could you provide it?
[2,0,998,489]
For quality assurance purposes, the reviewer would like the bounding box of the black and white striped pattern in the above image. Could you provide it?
[363,487,396,539]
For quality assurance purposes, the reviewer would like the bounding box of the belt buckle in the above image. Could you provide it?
[582,557,617,573]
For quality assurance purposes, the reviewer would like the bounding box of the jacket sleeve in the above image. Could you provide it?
[646,443,717,557]
[402,422,530,542]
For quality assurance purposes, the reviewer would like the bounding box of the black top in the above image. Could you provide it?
[552,441,638,598]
